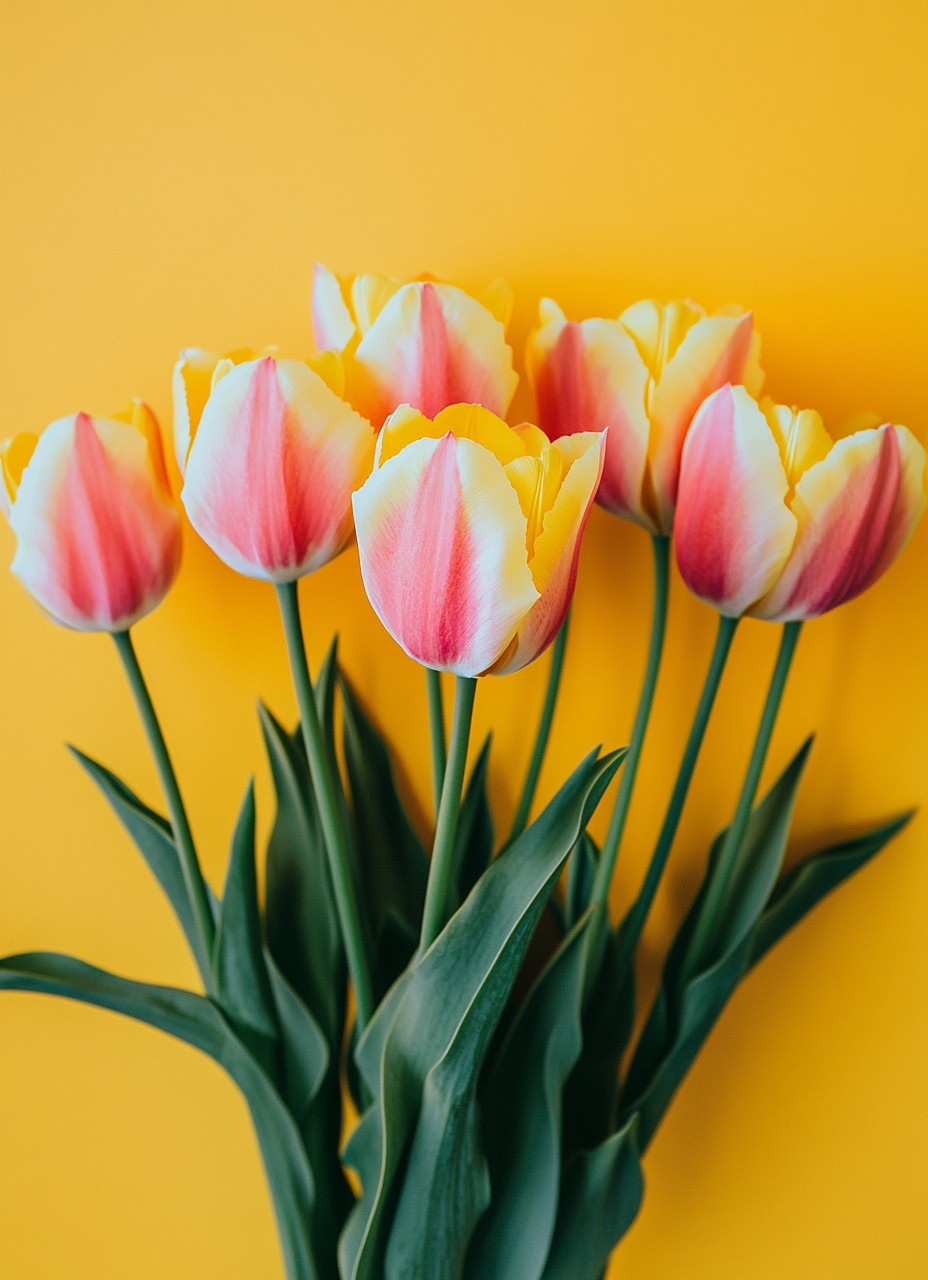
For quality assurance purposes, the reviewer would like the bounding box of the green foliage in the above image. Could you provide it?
[3,636,913,1280]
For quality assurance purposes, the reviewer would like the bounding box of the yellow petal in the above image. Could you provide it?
[351,273,401,335]
[112,399,171,498]
[761,400,833,492]
[375,404,436,468]
[478,278,514,330]
[172,348,221,474]
[0,433,39,518]
[306,349,347,400]
[433,403,527,466]
[511,422,550,458]
[619,299,706,377]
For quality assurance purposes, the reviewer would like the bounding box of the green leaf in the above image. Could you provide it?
[561,918,636,1156]
[343,746,625,1280]
[464,913,593,1280]
[68,748,211,981]
[260,700,354,1278]
[264,951,328,1123]
[565,832,598,930]
[447,734,494,917]
[748,812,912,969]
[0,952,319,1280]
[214,779,280,1075]
[539,1116,643,1280]
[618,739,812,1150]
[260,704,345,1055]
[339,673,429,998]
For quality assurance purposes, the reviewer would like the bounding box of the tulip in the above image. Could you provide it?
[525,297,764,533]
[180,355,375,583]
[352,402,605,677]
[1,401,181,632]
[172,343,343,475]
[674,383,926,620]
[311,263,518,428]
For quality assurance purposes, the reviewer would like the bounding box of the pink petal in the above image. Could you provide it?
[352,432,537,676]
[675,385,796,617]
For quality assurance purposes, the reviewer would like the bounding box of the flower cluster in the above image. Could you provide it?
[3,266,923,651]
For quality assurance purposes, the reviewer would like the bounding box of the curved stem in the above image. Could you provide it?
[591,537,670,908]
[420,675,477,951]
[505,610,571,849]
[276,583,375,1030]
[113,630,216,992]
[426,668,447,818]
[615,612,739,967]
[686,620,803,972]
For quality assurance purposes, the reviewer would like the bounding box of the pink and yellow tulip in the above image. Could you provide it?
[1,401,181,631]
[352,403,605,677]
[311,263,518,429]
[181,355,375,583]
[674,383,926,620]
[525,297,764,534]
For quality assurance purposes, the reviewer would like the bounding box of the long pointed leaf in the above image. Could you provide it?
[0,953,318,1280]
[749,812,912,968]
[539,1116,643,1280]
[464,913,593,1280]
[215,779,279,1074]
[69,748,210,980]
[343,746,625,1280]
[340,674,429,998]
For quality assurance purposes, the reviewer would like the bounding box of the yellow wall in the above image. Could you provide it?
[1,2,925,1276]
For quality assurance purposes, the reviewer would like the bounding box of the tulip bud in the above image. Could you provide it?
[526,297,763,534]
[181,356,375,583]
[312,263,518,428]
[2,401,181,631]
[352,403,604,677]
[674,384,926,620]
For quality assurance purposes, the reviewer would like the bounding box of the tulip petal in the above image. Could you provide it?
[9,413,181,631]
[762,401,833,491]
[675,385,796,617]
[491,432,605,675]
[182,358,374,583]
[172,348,221,475]
[478,278,514,330]
[647,311,758,531]
[752,425,926,621]
[312,262,356,353]
[526,300,653,529]
[349,282,518,428]
[1,433,38,519]
[352,432,538,677]
[350,273,400,335]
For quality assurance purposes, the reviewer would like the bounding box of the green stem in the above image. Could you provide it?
[591,536,670,907]
[615,612,739,968]
[505,609,571,849]
[685,620,803,973]
[426,667,447,818]
[112,630,216,992]
[276,582,375,1030]
[420,675,478,951]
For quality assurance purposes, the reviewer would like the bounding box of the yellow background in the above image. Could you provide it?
[1,1,926,1276]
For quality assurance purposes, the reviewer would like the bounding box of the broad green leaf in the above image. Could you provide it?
[748,812,912,969]
[447,734,494,917]
[619,739,813,1149]
[260,704,345,1054]
[69,748,211,981]
[265,951,328,1122]
[260,700,354,1278]
[214,779,280,1075]
[561,918,635,1156]
[343,746,625,1280]
[0,952,318,1280]
[339,673,429,998]
[694,737,812,972]
[565,832,598,930]
[464,914,593,1280]
[539,1116,643,1280]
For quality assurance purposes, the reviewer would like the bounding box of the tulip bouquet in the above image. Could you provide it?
[1,265,924,1280]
